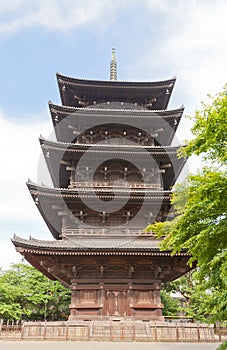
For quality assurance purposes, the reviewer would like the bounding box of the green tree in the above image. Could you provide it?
[149,85,227,323]
[163,271,219,323]
[0,263,70,320]
[181,85,227,164]
[160,289,180,317]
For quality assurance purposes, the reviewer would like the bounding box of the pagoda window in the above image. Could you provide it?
[123,167,128,180]
[125,211,131,224]
[85,167,91,181]
[99,211,107,224]
[154,127,164,134]
[70,169,76,184]
[160,163,172,170]
[79,211,87,223]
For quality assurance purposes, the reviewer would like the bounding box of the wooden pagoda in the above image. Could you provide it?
[12,49,191,321]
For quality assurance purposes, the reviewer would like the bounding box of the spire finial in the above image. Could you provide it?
[110,48,117,81]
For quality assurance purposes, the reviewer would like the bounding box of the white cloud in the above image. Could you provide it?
[0,0,118,35]
[0,108,56,268]
[129,0,227,122]
[166,2,226,97]
[0,239,22,269]
[1,0,226,108]
[0,108,52,222]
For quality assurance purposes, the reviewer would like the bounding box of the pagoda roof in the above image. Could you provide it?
[56,73,176,110]
[40,137,183,153]
[49,102,184,144]
[27,180,172,198]
[40,138,187,190]
[12,234,191,257]
[12,234,165,252]
[26,181,172,240]
[12,234,191,286]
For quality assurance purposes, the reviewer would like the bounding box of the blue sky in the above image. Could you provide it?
[0,0,226,269]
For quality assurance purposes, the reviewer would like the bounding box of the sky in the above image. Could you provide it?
[0,0,226,269]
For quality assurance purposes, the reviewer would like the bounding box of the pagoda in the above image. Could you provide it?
[12,49,191,321]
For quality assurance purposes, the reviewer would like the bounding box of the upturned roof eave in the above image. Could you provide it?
[56,73,176,110]
[26,180,172,197]
[49,101,184,116]
[39,136,183,153]
[12,235,190,256]
[56,72,176,88]
[48,103,184,144]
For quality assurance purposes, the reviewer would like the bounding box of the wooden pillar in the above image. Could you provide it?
[153,282,164,319]
[68,279,77,320]
[99,282,104,316]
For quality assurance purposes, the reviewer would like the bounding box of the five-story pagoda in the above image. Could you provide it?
[12,49,190,321]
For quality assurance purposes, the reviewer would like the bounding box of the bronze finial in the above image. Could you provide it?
[110,48,117,81]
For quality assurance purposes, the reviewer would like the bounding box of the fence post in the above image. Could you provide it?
[66,322,69,341]
[21,320,24,340]
[197,322,201,341]
[110,322,113,341]
[0,319,3,336]
[6,320,9,333]
[216,322,222,342]
[154,322,158,341]
[43,321,47,340]
[176,323,179,341]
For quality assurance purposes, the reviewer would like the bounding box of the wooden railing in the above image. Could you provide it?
[69,181,162,190]
[0,319,22,339]
[1,319,225,342]
[20,320,223,342]
[62,228,150,236]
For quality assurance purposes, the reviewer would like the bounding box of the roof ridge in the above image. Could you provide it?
[40,138,182,149]
[49,102,184,114]
[56,72,177,86]
[27,181,172,194]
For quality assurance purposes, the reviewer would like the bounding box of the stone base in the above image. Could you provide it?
[68,315,165,322]
[21,320,216,342]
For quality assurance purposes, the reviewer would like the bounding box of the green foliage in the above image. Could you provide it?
[181,84,227,164]
[217,341,227,350]
[157,170,227,266]
[149,85,227,322]
[164,271,221,323]
[160,289,180,316]
[0,263,70,320]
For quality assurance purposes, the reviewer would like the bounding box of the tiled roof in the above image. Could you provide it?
[12,234,189,256]
[49,102,184,118]
[56,73,176,110]
[56,73,176,88]
[87,102,147,110]
[26,180,172,198]
[12,234,161,251]
[40,137,181,153]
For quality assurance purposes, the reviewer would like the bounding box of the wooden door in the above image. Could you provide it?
[106,291,127,316]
